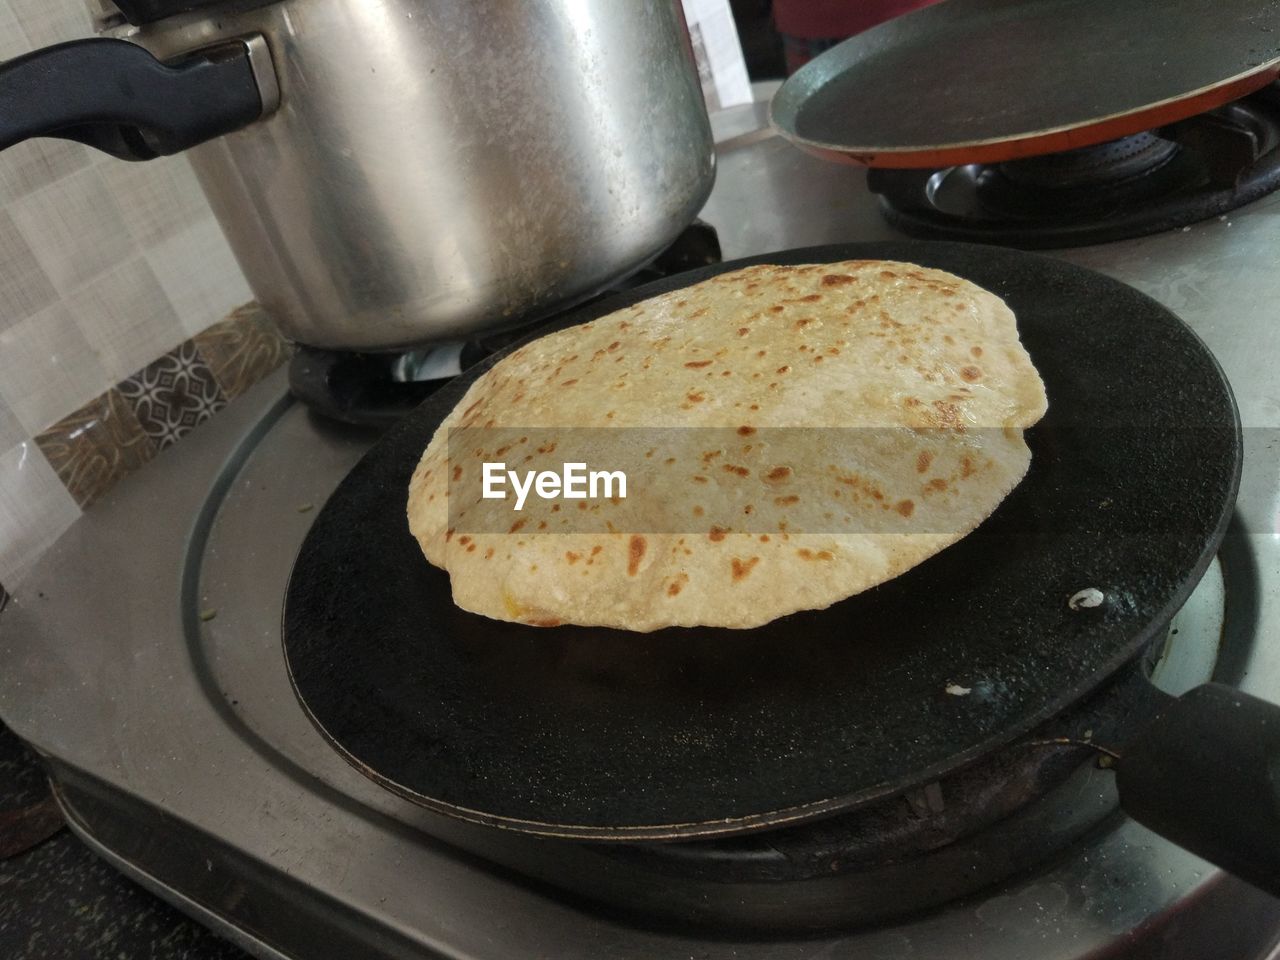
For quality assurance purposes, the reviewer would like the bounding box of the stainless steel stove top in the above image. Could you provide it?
[4,98,1280,959]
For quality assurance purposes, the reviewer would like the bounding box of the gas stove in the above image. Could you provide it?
[3,92,1280,959]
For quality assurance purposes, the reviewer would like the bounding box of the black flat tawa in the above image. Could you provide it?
[283,241,1241,840]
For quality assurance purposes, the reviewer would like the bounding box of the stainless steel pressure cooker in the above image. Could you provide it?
[0,0,715,350]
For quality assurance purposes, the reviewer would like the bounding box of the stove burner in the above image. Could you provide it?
[869,83,1280,248]
[995,133,1181,190]
[288,220,722,426]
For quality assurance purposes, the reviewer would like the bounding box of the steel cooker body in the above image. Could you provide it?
[113,0,715,350]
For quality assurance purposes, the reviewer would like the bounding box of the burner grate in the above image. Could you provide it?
[996,132,1181,191]
[288,221,721,426]
[870,83,1280,248]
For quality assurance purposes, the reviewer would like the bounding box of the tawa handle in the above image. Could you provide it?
[1116,682,1280,898]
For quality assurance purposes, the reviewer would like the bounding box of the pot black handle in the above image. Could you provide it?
[0,36,272,161]
[1116,682,1280,897]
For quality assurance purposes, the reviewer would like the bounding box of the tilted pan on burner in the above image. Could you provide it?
[282,241,1280,903]
[770,0,1280,169]
[771,0,1280,248]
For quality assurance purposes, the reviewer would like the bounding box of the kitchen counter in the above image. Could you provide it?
[0,721,249,960]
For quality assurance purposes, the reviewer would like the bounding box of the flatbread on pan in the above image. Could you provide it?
[407,261,1048,631]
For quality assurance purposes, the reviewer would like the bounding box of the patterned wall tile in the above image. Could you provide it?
[0,303,110,435]
[118,340,226,450]
[11,164,139,290]
[34,388,155,508]
[148,218,254,339]
[9,0,92,46]
[0,440,80,587]
[0,2,31,59]
[0,0,254,586]
[103,155,211,249]
[0,397,24,453]
[193,303,291,400]
[0,209,59,328]
[68,255,184,384]
[0,139,92,206]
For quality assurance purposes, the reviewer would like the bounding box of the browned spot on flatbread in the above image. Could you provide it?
[731,556,760,581]
[666,573,689,597]
[452,465,462,481]
[797,548,834,561]
[627,535,646,575]
[684,360,713,369]
[774,494,800,505]
[738,425,756,436]
[971,346,983,358]
[930,400,963,429]
[765,466,792,483]
[960,366,983,382]
[565,551,581,564]
[708,526,728,542]
[723,464,750,477]
[509,518,527,533]
[895,499,915,517]
[927,477,948,492]
[822,273,855,286]
[916,451,934,473]
[525,617,563,627]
